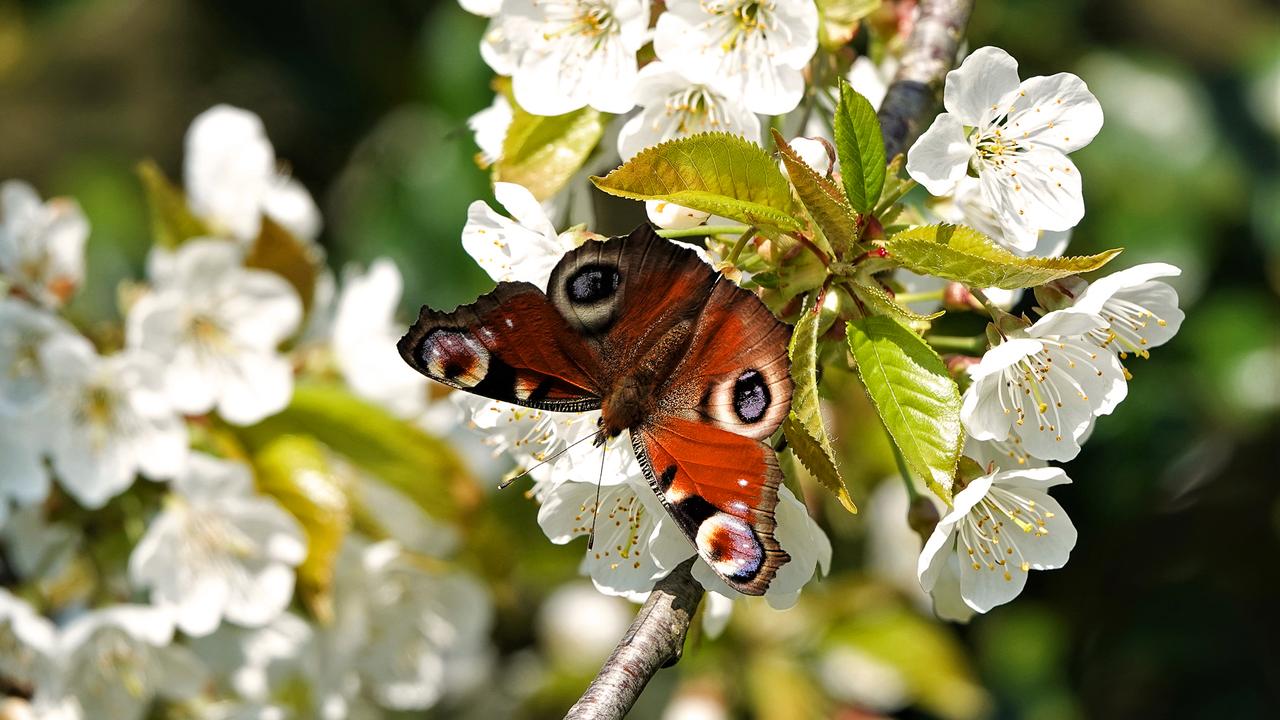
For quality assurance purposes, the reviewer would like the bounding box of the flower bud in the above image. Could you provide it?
[786,136,837,176]
[907,494,941,541]
[645,200,710,230]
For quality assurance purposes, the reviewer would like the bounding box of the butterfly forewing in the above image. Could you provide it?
[398,281,603,411]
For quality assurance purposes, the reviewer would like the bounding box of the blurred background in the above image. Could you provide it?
[2,0,1278,717]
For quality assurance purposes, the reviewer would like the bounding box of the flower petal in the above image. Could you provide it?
[906,113,974,196]
[943,46,1022,125]
[1008,72,1104,154]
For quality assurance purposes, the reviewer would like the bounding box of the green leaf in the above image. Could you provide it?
[772,128,859,258]
[873,154,912,217]
[241,383,477,522]
[591,132,802,234]
[496,95,607,201]
[833,79,886,213]
[244,216,320,313]
[136,159,208,249]
[884,224,1122,289]
[252,435,350,622]
[850,279,944,324]
[847,316,961,501]
[785,299,857,513]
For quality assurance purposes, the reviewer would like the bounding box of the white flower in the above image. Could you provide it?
[187,612,313,703]
[0,589,57,689]
[36,605,207,720]
[961,309,1127,462]
[906,46,1104,247]
[458,0,502,16]
[127,239,302,425]
[536,582,632,670]
[616,61,761,161]
[918,467,1077,620]
[128,452,307,637]
[654,0,820,115]
[468,93,514,167]
[847,55,895,111]
[461,182,584,289]
[0,181,88,308]
[326,540,494,712]
[332,259,436,422]
[645,200,710,230]
[785,135,836,176]
[505,0,650,115]
[0,423,49,529]
[933,176,1072,256]
[0,299,78,414]
[1065,263,1184,361]
[965,433,1047,472]
[40,335,188,509]
[185,105,322,243]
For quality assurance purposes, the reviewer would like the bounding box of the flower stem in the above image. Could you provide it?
[925,334,987,354]
[725,226,757,265]
[656,224,750,239]
[890,438,920,501]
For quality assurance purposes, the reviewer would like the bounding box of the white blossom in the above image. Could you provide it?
[504,0,650,115]
[846,55,896,111]
[468,93,514,167]
[461,182,586,290]
[933,176,1073,256]
[0,299,76,414]
[0,589,57,689]
[39,335,188,509]
[961,309,1127,462]
[1065,262,1184,361]
[458,0,502,16]
[0,423,49,529]
[536,582,632,670]
[785,136,836,176]
[645,200,710,230]
[918,467,1077,620]
[35,606,207,720]
[654,0,820,115]
[128,452,306,637]
[185,105,322,243]
[187,612,314,703]
[0,181,88,308]
[616,61,761,161]
[127,238,301,425]
[907,46,1104,247]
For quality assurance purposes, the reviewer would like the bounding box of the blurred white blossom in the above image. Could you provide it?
[127,239,301,425]
[469,93,514,167]
[0,589,57,690]
[0,299,76,413]
[655,0,819,115]
[185,105,321,243]
[0,181,88,308]
[39,335,187,509]
[128,453,306,637]
[918,467,1077,620]
[907,46,1103,247]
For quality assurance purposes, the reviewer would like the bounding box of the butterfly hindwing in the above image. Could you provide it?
[398,281,603,411]
[632,418,789,595]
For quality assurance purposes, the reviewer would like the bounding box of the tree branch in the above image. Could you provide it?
[564,558,703,720]
[877,0,977,160]
[566,3,975,718]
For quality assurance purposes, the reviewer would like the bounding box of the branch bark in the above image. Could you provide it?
[877,0,977,160]
[564,558,703,720]
[565,3,975,718]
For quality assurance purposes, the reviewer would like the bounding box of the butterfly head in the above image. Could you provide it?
[600,374,648,440]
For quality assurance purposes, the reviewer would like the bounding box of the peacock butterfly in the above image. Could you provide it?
[397,224,794,595]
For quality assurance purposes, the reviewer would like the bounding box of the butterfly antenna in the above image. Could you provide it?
[587,438,608,550]
[498,432,598,490]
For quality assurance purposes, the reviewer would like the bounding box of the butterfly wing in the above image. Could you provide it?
[635,264,796,595]
[632,418,790,595]
[398,281,603,411]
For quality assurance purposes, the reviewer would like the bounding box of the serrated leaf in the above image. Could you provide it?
[786,299,857,513]
[873,154,911,217]
[244,216,320,313]
[136,159,208,249]
[833,79,886,213]
[884,224,1121,289]
[773,128,859,258]
[495,95,606,201]
[591,132,802,234]
[847,316,961,501]
[241,383,477,521]
[252,435,350,622]
[851,279,944,323]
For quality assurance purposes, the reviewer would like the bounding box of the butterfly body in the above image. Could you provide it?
[399,225,794,594]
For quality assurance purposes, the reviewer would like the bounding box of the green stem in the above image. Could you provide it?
[925,334,987,354]
[656,224,750,240]
[890,439,920,501]
[969,287,1005,321]
[725,226,757,264]
[894,289,944,305]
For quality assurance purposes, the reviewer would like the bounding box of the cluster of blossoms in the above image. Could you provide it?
[456,0,1185,628]
[0,107,491,719]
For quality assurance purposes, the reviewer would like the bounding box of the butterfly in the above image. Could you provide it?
[398,224,794,595]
